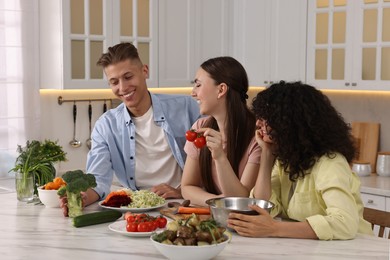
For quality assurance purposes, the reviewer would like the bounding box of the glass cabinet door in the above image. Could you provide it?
[354,0,390,87]
[63,0,157,89]
[307,0,390,90]
[307,0,352,89]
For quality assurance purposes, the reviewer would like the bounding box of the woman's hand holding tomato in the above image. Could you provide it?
[198,128,225,160]
[185,129,206,149]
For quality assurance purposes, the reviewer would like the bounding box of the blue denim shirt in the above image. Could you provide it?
[86,93,201,199]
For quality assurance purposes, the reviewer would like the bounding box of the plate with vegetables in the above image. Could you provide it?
[99,189,167,213]
[109,213,168,237]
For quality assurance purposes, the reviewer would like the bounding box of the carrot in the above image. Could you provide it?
[177,206,210,215]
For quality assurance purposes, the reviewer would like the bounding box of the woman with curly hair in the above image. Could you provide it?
[181,56,261,206]
[227,81,373,240]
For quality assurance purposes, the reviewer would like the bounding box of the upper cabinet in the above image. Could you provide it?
[39,0,158,89]
[39,0,306,89]
[307,0,390,90]
[157,0,231,87]
[231,0,307,86]
[158,0,307,87]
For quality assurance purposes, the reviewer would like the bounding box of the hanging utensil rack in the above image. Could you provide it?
[57,96,113,106]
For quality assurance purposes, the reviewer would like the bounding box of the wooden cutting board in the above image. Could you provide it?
[160,207,211,221]
[351,122,380,172]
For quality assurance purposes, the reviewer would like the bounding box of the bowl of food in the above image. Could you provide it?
[150,216,230,260]
[206,197,274,228]
[151,235,229,260]
[37,177,66,208]
[37,186,61,208]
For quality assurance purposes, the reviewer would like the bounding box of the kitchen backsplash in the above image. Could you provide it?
[39,88,390,175]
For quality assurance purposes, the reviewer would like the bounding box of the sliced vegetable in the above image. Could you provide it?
[177,206,210,215]
[72,210,122,228]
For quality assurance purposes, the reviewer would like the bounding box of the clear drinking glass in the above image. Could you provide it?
[15,172,35,202]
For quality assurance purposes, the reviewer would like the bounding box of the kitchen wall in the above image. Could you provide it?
[40,87,390,174]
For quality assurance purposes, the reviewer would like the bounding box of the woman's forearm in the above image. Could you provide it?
[214,156,251,197]
[252,151,275,199]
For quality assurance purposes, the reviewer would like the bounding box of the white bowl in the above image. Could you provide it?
[150,234,230,260]
[37,186,61,208]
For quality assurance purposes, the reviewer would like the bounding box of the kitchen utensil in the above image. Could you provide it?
[69,102,82,148]
[376,152,390,177]
[351,122,380,172]
[206,197,274,228]
[86,102,92,150]
[352,161,371,177]
[103,100,107,113]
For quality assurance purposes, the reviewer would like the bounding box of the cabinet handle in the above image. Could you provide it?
[367,199,374,204]
[190,80,195,84]
[352,83,357,86]
[270,81,274,84]
[345,82,350,86]
[264,81,268,84]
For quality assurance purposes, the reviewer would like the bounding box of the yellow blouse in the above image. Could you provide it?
[266,153,373,240]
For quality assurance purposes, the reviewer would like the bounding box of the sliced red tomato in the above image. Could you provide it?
[185,129,197,142]
[194,136,206,149]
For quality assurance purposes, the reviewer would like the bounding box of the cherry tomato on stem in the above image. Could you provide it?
[185,129,197,142]
[194,136,206,149]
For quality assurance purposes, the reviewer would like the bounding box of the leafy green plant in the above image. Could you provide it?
[10,140,67,195]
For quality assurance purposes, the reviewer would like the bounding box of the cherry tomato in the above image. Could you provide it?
[126,214,136,223]
[137,222,148,232]
[185,129,197,142]
[126,222,138,232]
[156,216,168,228]
[194,136,206,149]
[135,213,148,222]
[146,221,155,232]
[152,220,159,230]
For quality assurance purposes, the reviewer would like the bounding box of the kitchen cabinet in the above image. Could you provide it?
[307,0,390,90]
[361,192,386,210]
[157,0,231,87]
[231,0,307,86]
[39,0,158,89]
[361,192,389,237]
[158,0,307,87]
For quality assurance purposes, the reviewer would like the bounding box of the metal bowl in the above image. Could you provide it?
[206,197,274,228]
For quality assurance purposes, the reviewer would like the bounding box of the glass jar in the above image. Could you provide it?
[15,172,35,202]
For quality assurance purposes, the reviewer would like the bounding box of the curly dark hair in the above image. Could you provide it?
[251,81,356,181]
[198,57,256,193]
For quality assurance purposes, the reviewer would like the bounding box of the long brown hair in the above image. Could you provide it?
[198,57,256,193]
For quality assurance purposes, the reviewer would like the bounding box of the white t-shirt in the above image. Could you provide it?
[132,106,182,190]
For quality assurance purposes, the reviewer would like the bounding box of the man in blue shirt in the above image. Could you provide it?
[61,43,200,213]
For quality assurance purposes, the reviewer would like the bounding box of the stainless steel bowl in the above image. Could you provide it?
[206,197,274,228]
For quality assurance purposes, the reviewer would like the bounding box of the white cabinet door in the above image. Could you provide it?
[40,0,158,89]
[232,0,306,86]
[386,197,390,211]
[157,0,230,87]
[307,0,390,90]
[361,193,386,210]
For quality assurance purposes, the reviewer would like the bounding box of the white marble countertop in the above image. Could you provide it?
[359,174,390,197]
[0,192,389,260]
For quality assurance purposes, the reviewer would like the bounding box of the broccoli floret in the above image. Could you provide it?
[57,170,97,218]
